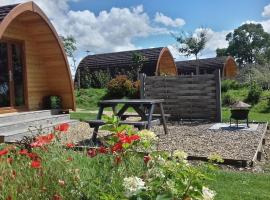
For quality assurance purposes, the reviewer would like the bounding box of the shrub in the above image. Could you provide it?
[106,75,140,99]
[222,92,237,106]
[221,80,241,93]
[246,82,263,105]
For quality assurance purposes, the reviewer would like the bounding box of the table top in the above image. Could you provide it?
[99,99,164,105]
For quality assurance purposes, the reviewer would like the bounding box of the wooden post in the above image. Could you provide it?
[139,73,146,99]
[215,69,222,122]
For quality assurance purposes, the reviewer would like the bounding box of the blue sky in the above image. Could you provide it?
[1,0,270,72]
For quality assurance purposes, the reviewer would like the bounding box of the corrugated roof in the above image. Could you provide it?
[78,47,164,70]
[176,57,227,71]
[0,4,18,23]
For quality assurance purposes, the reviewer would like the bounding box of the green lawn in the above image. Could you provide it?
[222,107,270,122]
[70,112,96,121]
[207,170,270,200]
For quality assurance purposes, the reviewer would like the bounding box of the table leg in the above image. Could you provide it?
[92,106,104,144]
[159,103,168,135]
[132,105,148,120]
[147,104,155,129]
[117,104,129,119]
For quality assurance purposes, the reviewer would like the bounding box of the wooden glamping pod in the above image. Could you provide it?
[176,56,238,79]
[75,47,177,88]
[0,2,75,114]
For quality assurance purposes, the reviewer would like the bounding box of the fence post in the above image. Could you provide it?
[215,69,222,122]
[139,73,146,99]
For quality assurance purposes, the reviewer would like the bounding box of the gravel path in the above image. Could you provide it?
[154,123,267,161]
[65,122,267,162]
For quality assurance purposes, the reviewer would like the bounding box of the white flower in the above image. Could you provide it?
[138,130,158,143]
[173,150,188,163]
[202,186,216,200]
[156,155,166,165]
[123,176,146,197]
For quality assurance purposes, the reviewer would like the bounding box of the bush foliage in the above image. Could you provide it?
[106,75,140,99]
[246,82,263,105]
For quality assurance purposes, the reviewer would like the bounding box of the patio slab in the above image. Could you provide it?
[209,123,259,131]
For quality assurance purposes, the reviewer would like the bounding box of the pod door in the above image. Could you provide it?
[0,41,26,111]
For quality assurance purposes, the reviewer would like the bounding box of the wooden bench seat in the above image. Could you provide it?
[86,119,160,129]
[120,113,171,120]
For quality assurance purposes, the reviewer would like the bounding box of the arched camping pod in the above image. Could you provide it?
[0,2,75,114]
[176,56,238,79]
[75,47,177,88]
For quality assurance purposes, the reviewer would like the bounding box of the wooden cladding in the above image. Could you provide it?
[141,71,222,121]
[0,2,75,113]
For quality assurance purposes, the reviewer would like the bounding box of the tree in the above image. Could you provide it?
[129,52,147,80]
[216,23,270,65]
[173,28,208,74]
[60,35,79,87]
[60,35,77,71]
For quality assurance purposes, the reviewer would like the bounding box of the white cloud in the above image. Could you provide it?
[262,4,270,17]
[244,20,270,33]
[0,0,165,55]
[154,12,185,27]
[0,0,171,74]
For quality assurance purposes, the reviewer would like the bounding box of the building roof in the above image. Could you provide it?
[0,4,18,22]
[78,47,164,70]
[176,57,227,71]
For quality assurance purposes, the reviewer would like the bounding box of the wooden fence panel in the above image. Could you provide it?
[140,70,221,121]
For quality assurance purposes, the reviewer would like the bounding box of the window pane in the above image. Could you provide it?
[0,43,10,107]
[12,43,25,106]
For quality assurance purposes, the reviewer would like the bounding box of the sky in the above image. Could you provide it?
[1,0,270,73]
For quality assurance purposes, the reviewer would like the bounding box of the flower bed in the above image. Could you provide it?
[0,117,216,200]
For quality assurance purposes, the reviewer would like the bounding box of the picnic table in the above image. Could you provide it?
[86,99,168,143]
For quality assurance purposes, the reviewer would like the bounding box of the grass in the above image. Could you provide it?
[70,112,96,121]
[222,86,270,122]
[207,170,270,200]
[75,88,107,110]
[222,107,270,122]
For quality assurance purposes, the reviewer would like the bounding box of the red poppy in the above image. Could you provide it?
[5,196,12,200]
[117,133,140,144]
[98,146,108,154]
[30,133,55,147]
[7,157,13,164]
[52,194,62,200]
[31,160,41,169]
[0,149,8,156]
[114,156,122,165]
[55,123,70,132]
[65,143,75,148]
[66,157,73,162]
[27,152,40,160]
[111,142,123,153]
[129,135,140,142]
[87,149,97,158]
[144,155,151,164]
[19,149,28,155]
